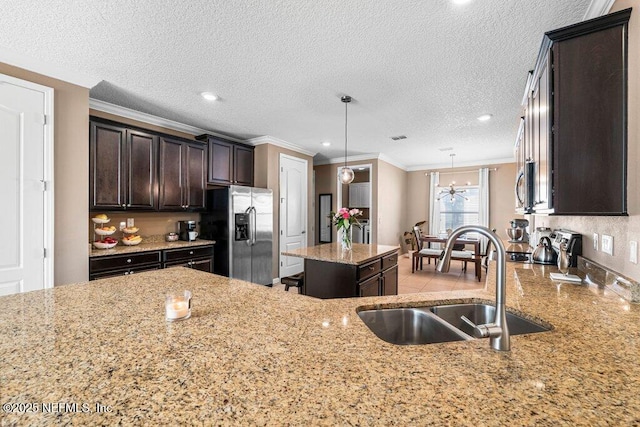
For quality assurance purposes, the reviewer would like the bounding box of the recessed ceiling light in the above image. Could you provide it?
[200,92,218,101]
[477,114,493,121]
[322,141,331,147]
[451,0,472,4]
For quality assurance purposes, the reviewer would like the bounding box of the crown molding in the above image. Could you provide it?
[407,156,515,172]
[583,0,614,20]
[89,98,244,142]
[245,135,317,157]
[313,153,407,170]
[0,46,100,89]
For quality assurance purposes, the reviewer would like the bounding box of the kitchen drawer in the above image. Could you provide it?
[89,264,161,280]
[164,257,213,273]
[163,245,213,262]
[90,251,162,272]
[382,252,398,270]
[357,258,381,282]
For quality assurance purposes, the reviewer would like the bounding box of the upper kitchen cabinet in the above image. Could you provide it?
[158,137,207,211]
[90,119,158,211]
[197,135,254,186]
[521,8,631,215]
[349,182,371,208]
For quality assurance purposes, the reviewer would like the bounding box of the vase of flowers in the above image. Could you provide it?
[331,207,362,250]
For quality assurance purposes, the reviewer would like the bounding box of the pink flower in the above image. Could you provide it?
[342,212,350,219]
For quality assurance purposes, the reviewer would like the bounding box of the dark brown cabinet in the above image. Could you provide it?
[90,245,214,280]
[90,120,158,211]
[520,9,630,216]
[89,251,162,280]
[197,135,254,186]
[163,246,214,272]
[303,251,398,299]
[158,137,207,211]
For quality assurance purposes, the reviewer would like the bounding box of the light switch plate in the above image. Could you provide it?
[602,234,614,255]
[593,233,599,251]
[630,241,638,264]
[127,218,135,227]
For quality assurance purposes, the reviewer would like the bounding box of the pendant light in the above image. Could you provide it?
[437,154,469,202]
[339,95,355,185]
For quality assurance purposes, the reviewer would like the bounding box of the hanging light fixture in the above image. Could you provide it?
[437,153,469,202]
[338,95,355,185]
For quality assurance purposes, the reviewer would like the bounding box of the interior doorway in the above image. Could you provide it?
[279,153,308,278]
[335,163,373,244]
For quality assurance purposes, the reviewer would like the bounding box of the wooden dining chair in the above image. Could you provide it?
[412,226,441,273]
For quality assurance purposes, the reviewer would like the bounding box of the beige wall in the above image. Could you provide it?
[406,163,522,241]
[537,0,640,282]
[1,62,90,286]
[254,143,314,280]
[377,160,408,247]
[88,212,200,240]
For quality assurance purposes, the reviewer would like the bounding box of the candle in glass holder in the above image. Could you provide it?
[165,291,191,321]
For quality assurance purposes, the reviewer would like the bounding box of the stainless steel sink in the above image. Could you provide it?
[429,303,551,336]
[357,308,472,345]
[358,304,550,345]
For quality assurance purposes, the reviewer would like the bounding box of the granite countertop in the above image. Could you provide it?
[90,236,216,258]
[282,243,399,265]
[1,263,639,425]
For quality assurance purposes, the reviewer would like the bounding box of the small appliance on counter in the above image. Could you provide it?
[548,229,582,267]
[530,227,552,247]
[178,220,198,241]
[507,218,529,243]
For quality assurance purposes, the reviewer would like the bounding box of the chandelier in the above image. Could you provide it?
[437,154,469,202]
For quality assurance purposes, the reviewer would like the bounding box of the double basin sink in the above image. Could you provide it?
[357,303,551,345]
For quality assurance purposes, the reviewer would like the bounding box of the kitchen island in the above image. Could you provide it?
[1,263,639,425]
[282,243,399,298]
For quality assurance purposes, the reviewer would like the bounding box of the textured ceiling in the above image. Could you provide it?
[0,0,593,169]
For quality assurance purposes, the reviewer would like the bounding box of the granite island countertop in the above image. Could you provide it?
[89,237,216,258]
[282,243,399,265]
[1,263,639,425]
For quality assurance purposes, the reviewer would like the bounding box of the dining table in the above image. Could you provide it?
[419,235,482,281]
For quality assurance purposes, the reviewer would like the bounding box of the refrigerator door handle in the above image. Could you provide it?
[249,206,257,246]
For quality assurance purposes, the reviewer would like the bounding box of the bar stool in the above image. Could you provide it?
[281,272,304,292]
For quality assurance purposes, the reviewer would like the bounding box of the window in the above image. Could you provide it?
[437,186,480,236]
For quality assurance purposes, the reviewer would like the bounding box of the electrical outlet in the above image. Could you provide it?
[593,233,599,251]
[630,241,638,264]
[602,234,614,256]
[127,218,135,227]
[119,221,126,231]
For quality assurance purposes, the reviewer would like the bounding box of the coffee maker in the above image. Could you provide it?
[507,219,529,243]
[178,220,198,241]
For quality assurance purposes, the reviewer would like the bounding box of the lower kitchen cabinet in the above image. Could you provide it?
[90,245,214,280]
[163,246,214,272]
[89,251,162,280]
[303,250,398,299]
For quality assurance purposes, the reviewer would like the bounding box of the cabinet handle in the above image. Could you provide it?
[127,204,131,207]
[121,204,126,208]
[130,271,134,274]
[368,266,375,271]
[124,271,129,275]
[189,251,194,255]
[127,258,132,263]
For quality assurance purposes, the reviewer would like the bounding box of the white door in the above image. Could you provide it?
[279,154,307,278]
[0,74,53,295]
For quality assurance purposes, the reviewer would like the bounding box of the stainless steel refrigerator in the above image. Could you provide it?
[201,186,273,286]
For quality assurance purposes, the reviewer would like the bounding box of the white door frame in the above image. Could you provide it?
[336,163,373,243]
[1,73,55,289]
[279,153,308,278]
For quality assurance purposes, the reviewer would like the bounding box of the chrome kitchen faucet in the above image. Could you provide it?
[437,226,510,351]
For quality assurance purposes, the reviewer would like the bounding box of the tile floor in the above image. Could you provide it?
[273,254,484,294]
